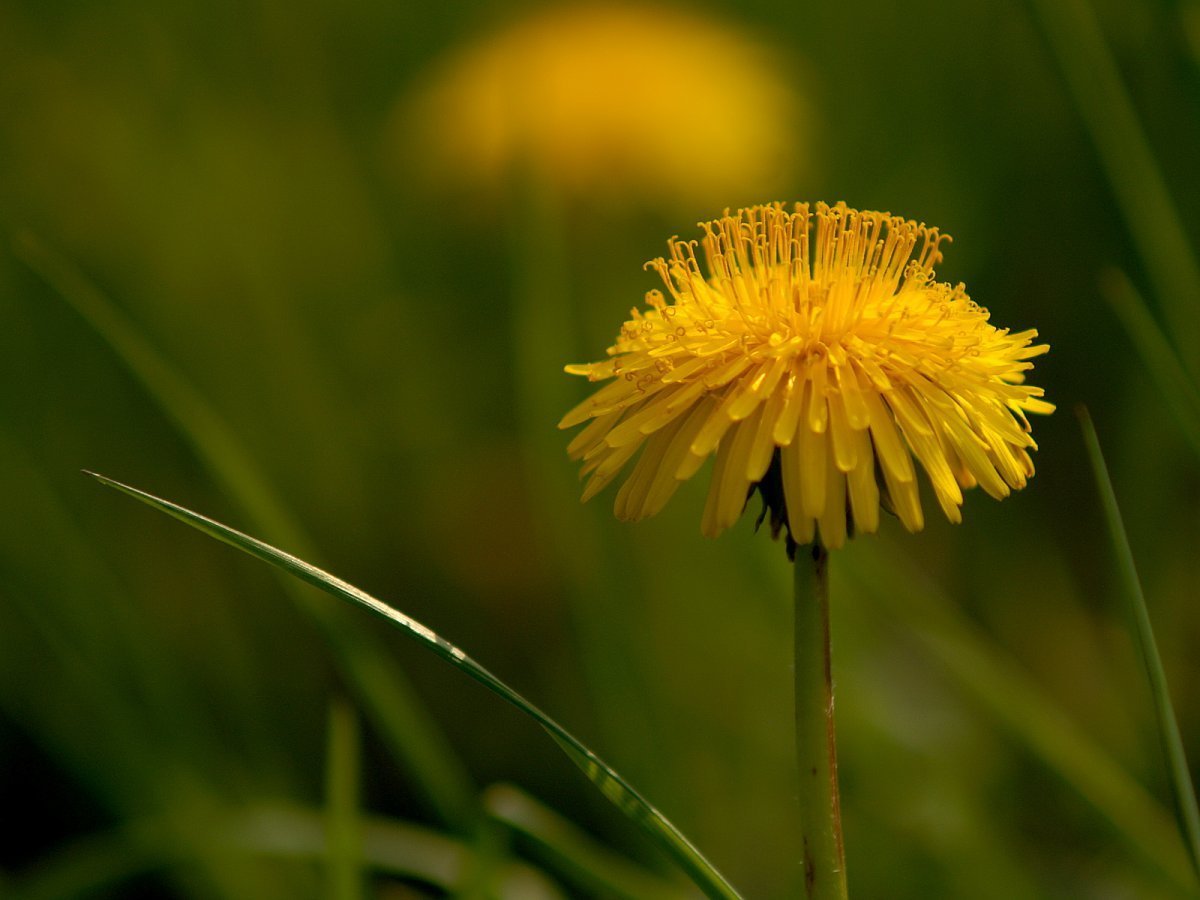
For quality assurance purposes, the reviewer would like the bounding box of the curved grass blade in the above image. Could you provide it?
[1079,408,1200,884]
[87,472,742,900]
[14,232,475,830]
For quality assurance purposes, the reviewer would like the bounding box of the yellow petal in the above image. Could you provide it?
[567,407,623,459]
[864,390,915,483]
[797,396,828,519]
[772,367,805,445]
[716,408,763,530]
[826,389,859,473]
[580,440,643,501]
[817,458,848,549]
[615,418,681,520]
[701,436,735,538]
[781,439,816,545]
[642,398,715,517]
[846,428,880,535]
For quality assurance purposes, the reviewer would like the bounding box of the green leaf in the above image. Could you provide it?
[1079,408,1200,884]
[87,472,743,900]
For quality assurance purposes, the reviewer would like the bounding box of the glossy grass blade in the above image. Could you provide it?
[87,472,742,900]
[1079,409,1200,884]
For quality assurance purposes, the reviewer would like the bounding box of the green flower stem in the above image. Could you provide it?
[794,544,847,900]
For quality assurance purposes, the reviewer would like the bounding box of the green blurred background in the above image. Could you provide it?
[2,0,1199,897]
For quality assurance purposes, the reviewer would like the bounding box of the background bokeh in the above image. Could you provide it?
[2,0,1199,897]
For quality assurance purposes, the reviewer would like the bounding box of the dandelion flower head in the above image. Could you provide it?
[560,202,1054,552]
[400,3,802,208]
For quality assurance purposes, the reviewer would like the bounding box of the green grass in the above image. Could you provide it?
[4,0,1200,895]
[88,472,739,899]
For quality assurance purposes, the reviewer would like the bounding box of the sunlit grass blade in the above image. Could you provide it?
[88,472,743,900]
[1028,0,1200,366]
[14,232,475,830]
[484,783,696,900]
[1099,269,1200,460]
[1079,408,1200,883]
[844,543,1198,894]
[325,699,365,900]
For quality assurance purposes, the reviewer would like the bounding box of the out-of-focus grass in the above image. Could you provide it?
[1098,270,1200,461]
[484,783,695,900]
[1027,0,1200,368]
[325,699,365,900]
[2,0,1198,897]
[14,232,476,830]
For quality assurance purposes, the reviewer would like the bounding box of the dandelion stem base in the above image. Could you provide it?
[794,543,847,899]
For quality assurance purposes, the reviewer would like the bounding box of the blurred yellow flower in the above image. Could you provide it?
[560,202,1053,551]
[401,3,802,207]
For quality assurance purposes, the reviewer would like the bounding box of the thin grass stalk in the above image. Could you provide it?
[1079,408,1200,884]
[794,544,847,900]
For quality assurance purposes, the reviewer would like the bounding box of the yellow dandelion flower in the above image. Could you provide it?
[400,3,803,208]
[560,202,1054,552]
